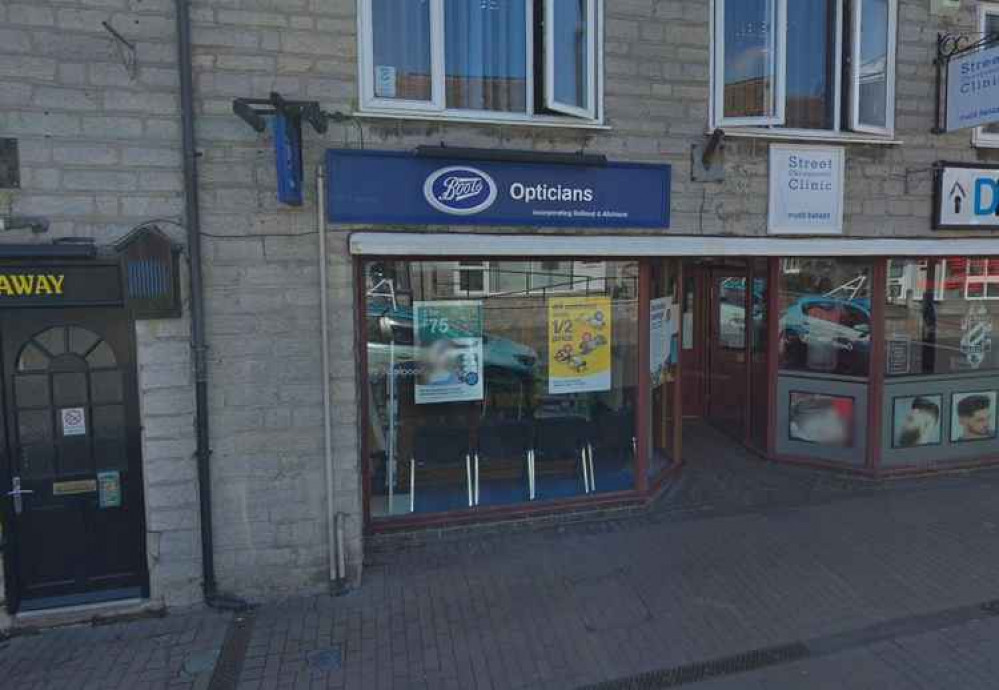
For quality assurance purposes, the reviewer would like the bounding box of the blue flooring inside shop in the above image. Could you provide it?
[407,464,635,514]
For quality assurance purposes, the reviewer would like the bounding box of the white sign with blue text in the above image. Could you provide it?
[935,164,999,229]
[946,44,999,132]
[768,145,845,236]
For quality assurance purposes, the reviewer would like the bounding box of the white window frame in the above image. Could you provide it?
[453,261,489,297]
[849,0,898,136]
[973,3,999,148]
[711,0,787,128]
[357,0,604,126]
[964,258,999,301]
[545,0,598,120]
[709,0,897,140]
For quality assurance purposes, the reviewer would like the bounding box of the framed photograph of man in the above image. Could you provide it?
[892,395,942,448]
[950,391,998,443]
[789,392,855,447]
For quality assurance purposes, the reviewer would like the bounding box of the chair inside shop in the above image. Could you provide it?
[475,419,534,507]
[592,407,637,493]
[408,426,473,513]
[533,416,593,499]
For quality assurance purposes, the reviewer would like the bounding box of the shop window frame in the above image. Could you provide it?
[709,0,898,141]
[358,255,653,532]
[356,0,605,127]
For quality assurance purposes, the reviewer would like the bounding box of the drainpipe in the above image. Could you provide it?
[175,0,243,610]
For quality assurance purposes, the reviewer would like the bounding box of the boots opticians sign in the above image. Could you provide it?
[326,150,671,228]
[935,163,999,230]
[0,263,123,306]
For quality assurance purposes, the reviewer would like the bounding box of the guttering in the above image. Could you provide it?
[176,0,243,610]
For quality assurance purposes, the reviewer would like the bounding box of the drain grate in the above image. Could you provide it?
[578,642,810,690]
[207,611,257,690]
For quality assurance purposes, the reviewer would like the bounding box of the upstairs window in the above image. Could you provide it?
[711,0,897,137]
[359,0,601,124]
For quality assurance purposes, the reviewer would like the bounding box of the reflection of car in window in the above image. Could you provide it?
[780,297,871,375]
[366,300,538,379]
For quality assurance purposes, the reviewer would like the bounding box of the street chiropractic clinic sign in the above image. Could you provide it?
[945,42,999,132]
[768,144,845,236]
[325,150,671,228]
[935,162,999,229]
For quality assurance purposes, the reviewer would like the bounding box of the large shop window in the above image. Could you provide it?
[364,259,638,519]
[883,258,999,467]
[974,4,999,148]
[359,0,601,124]
[711,0,897,136]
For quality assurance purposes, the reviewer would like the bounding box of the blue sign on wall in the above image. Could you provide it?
[326,150,670,228]
[274,113,303,206]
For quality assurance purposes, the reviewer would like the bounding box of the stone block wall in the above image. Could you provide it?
[0,0,200,609]
[4,0,999,605]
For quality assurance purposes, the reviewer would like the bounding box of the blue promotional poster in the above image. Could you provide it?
[326,150,671,228]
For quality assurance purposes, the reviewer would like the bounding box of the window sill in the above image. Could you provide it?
[717,127,902,146]
[354,109,611,131]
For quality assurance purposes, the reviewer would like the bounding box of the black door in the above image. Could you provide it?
[1,308,147,611]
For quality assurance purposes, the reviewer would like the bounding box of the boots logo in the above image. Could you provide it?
[424,166,498,216]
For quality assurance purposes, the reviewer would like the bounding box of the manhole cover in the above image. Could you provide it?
[306,647,343,672]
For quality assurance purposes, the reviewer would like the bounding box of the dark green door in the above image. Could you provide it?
[1,309,147,611]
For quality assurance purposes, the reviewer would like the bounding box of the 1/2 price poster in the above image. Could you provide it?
[548,296,612,394]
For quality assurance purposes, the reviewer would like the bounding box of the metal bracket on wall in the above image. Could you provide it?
[232,92,329,135]
[691,128,725,182]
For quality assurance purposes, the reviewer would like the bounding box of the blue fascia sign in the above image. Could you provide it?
[325,150,671,228]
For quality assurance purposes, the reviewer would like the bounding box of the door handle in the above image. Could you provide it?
[7,477,33,515]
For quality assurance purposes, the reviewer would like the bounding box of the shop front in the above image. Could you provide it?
[331,150,999,531]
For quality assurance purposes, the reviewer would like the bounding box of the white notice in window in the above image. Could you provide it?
[61,407,87,437]
[375,65,397,99]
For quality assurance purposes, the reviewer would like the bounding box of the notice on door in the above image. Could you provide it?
[98,470,122,509]
[60,407,87,437]
[548,296,613,395]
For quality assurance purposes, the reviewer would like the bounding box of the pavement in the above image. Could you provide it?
[5,425,999,690]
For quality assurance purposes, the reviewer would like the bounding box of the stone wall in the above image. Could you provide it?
[4,0,999,605]
[0,0,200,608]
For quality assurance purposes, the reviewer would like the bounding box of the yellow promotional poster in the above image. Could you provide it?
[548,296,612,394]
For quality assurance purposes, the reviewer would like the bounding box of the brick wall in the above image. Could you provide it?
[4,0,999,605]
[0,0,200,608]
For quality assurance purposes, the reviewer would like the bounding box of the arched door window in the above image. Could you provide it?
[14,326,126,479]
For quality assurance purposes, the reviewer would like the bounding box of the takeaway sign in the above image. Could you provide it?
[935,163,999,229]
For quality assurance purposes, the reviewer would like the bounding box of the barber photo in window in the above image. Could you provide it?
[892,395,942,448]
[951,392,998,443]
[789,392,855,447]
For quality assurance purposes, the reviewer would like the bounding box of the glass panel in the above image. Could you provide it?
[445,0,528,112]
[53,372,88,406]
[18,343,50,372]
[68,327,99,356]
[785,0,837,129]
[718,276,747,350]
[885,258,999,376]
[778,258,873,377]
[20,444,55,479]
[93,405,125,439]
[36,327,66,356]
[649,260,680,479]
[722,0,777,119]
[95,439,127,470]
[18,409,52,444]
[489,261,530,295]
[86,341,116,368]
[91,370,124,404]
[365,259,638,518]
[857,0,890,129]
[15,374,49,408]
[58,436,92,474]
[530,260,574,294]
[551,0,589,111]
[371,0,433,102]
